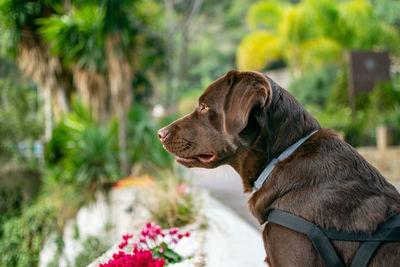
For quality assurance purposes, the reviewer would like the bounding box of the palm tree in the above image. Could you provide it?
[40,0,165,175]
[39,5,109,122]
[0,0,73,140]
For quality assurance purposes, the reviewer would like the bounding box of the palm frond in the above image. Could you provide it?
[38,5,106,71]
[236,30,281,71]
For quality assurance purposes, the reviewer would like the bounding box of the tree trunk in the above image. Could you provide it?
[163,0,204,109]
[178,26,189,84]
[106,35,132,176]
[163,0,176,108]
[73,66,109,122]
[17,38,71,124]
[42,85,53,141]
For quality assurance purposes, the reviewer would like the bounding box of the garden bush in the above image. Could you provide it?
[46,101,120,190]
[0,200,58,267]
[100,223,191,266]
[288,65,339,108]
[128,104,177,173]
[0,102,122,266]
[312,73,400,146]
[74,236,110,267]
[290,60,400,147]
[0,77,42,164]
[143,170,197,229]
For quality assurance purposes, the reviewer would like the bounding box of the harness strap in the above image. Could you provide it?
[267,209,345,267]
[350,241,381,267]
[267,210,400,267]
[324,227,400,242]
[350,215,400,267]
[324,214,400,242]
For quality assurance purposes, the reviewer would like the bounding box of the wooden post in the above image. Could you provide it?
[377,126,388,170]
[347,52,356,118]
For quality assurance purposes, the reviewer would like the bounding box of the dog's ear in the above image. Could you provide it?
[223,71,272,136]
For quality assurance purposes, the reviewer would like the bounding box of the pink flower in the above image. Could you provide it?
[177,184,190,195]
[169,228,179,235]
[112,251,125,260]
[118,240,128,249]
[100,249,165,267]
[122,234,133,240]
[155,226,162,235]
[112,223,191,266]
[141,229,149,236]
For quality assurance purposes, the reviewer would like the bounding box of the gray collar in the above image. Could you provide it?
[253,130,318,191]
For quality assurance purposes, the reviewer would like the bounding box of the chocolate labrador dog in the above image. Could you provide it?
[158,70,400,266]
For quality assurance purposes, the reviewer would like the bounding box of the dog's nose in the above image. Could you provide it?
[158,127,169,142]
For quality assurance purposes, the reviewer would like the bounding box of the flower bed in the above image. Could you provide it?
[100,250,165,267]
[88,184,207,267]
[89,220,206,267]
[99,223,193,267]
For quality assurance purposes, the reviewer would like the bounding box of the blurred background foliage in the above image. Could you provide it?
[238,0,400,72]
[0,0,400,265]
[144,170,198,229]
[238,0,400,146]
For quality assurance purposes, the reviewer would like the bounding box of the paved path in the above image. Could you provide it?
[189,165,400,232]
[189,165,262,231]
[200,192,267,266]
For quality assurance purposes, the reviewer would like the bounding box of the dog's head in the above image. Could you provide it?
[158,70,273,169]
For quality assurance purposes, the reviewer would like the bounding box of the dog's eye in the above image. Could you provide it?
[199,104,209,113]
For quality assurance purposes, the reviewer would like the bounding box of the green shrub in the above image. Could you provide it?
[74,236,109,267]
[289,65,339,108]
[0,102,123,266]
[0,201,58,267]
[0,166,41,223]
[128,104,177,173]
[46,101,120,189]
[313,75,400,146]
[144,170,197,229]
[307,60,400,147]
[0,175,111,267]
[0,77,42,164]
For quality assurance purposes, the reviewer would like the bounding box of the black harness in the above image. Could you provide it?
[267,209,400,267]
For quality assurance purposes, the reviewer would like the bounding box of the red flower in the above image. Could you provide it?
[109,223,191,267]
[169,228,179,235]
[99,249,165,267]
[123,234,133,241]
[141,229,149,236]
[155,227,162,235]
[119,240,128,249]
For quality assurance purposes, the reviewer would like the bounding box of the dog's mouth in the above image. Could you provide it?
[175,153,216,163]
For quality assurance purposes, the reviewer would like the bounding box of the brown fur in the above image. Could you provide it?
[158,70,400,266]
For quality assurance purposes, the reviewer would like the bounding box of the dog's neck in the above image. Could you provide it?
[231,78,321,193]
